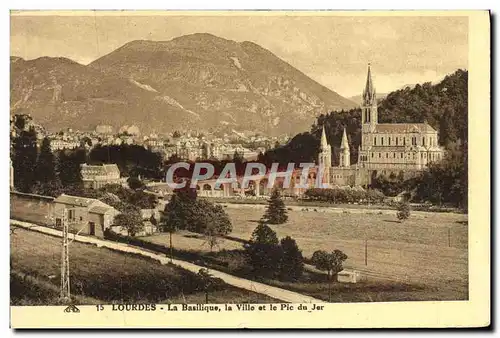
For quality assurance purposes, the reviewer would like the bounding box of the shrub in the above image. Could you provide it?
[162,191,232,235]
[279,236,304,281]
[311,249,348,279]
[396,201,411,222]
[304,187,385,204]
[263,188,288,224]
[113,205,143,236]
[127,176,146,190]
[246,222,282,278]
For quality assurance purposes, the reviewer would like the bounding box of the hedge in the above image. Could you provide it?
[303,188,385,204]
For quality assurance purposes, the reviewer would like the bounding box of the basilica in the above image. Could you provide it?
[319,65,445,187]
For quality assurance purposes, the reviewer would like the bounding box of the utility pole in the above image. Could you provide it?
[364,239,368,266]
[448,227,451,248]
[60,207,87,301]
[60,209,70,301]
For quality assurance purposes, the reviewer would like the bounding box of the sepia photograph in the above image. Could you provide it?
[8,10,489,328]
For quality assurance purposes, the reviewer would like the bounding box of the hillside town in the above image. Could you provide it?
[11,115,289,162]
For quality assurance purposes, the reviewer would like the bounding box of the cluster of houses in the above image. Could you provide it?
[10,162,165,239]
[39,122,288,163]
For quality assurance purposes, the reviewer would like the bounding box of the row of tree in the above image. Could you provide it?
[303,187,386,204]
[11,116,88,195]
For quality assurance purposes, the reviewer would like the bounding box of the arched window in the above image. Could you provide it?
[388,137,391,146]
[374,137,376,146]
[381,137,384,145]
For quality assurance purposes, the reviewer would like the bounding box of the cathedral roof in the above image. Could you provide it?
[374,123,437,134]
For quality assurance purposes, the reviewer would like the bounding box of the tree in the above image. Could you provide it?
[113,206,143,236]
[127,176,146,190]
[202,204,232,252]
[35,137,57,185]
[311,249,348,301]
[250,221,279,245]
[160,196,183,262]
[396,201,411,222]
[162,189,231,235]
[129,191,158,209]
[263,188,288,224]
[412,143,467,209]
[246,221,283,278]
[203,224,221,253]
[233,150,244,164]
[56,149,85,187]
[279,236,304,281]
[31,180,63,197]
[197,268,221,304]
[12,126,38,192]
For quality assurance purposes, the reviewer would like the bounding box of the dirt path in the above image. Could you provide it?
[11,219,325,304]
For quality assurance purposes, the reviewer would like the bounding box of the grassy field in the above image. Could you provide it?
[142,206,468,297]
[201,197,461,213]
[10,227,277,305]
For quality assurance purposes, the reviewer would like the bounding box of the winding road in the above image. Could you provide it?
[11,219,325,304]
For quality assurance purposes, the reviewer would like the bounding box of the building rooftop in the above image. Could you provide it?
[89,205,117,215]
[80,163,121,178]
[374,123,437,134]
[54,194,100,207]
[54,194,118,214]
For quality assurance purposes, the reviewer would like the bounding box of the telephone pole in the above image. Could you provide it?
[364,239,368,266]
[60,209,70,300]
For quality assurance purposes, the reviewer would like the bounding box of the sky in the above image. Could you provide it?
[10,12,468,97]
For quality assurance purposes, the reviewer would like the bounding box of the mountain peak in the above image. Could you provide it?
[14,36,356,135]
[173,32,230,42]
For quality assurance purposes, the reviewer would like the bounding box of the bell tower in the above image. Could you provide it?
[318,126,332,168]
[361,63,378,132]
[318,126,331,185]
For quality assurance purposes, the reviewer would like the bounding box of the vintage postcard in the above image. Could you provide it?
[9,10,490,328]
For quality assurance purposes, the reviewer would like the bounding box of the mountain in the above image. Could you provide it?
[10,56,170,132]
[11,33,356,135]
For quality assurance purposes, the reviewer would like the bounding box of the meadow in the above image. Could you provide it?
[144,206,468,292]
[10,227,276,305]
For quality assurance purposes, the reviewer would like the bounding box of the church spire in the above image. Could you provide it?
[339,127,351,167]
[340,127,349,149]
[361,63,378,128]
[362,63,376,106]
[320,125,328,149]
